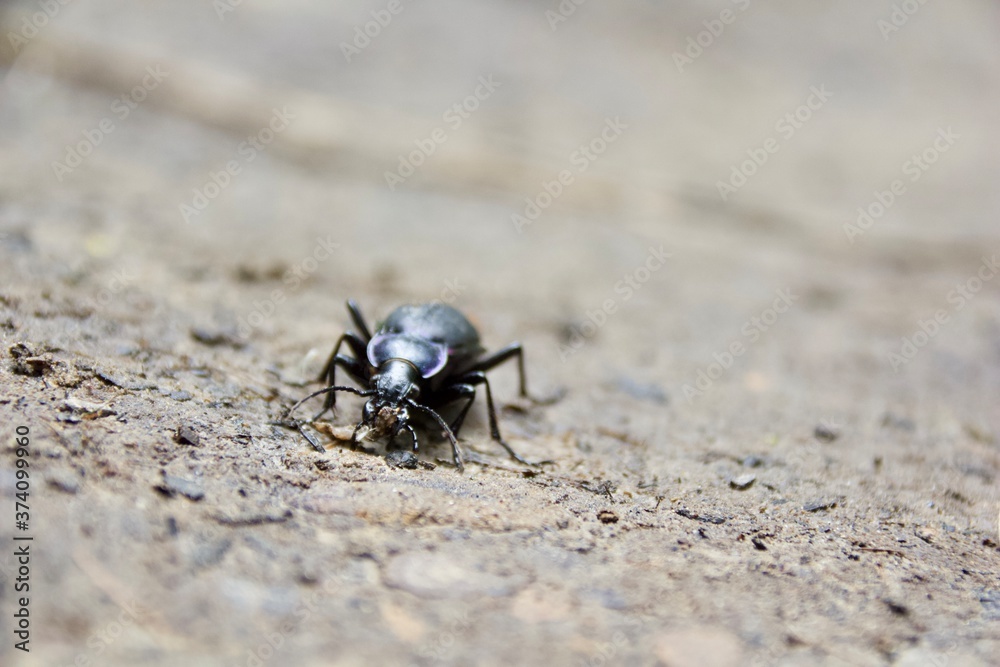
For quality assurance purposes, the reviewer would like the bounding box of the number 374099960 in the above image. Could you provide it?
[14,426,30,530]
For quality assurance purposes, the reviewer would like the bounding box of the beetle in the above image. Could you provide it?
[287,300,546,471]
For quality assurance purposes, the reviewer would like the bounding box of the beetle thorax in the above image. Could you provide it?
[373,359,420,402]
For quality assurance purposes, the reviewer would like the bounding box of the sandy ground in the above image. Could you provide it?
[0,1,999,665]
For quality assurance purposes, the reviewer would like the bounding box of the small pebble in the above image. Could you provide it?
[174,424,201,447]
[9,342,54,376]
[803,499,837,512]
[45,469,80,494]
[386,450,419,469]
[729,473,756,490]
[63,397,115,418]
[95,369,150,390]
[597,510,619,524]
[883,599,909,616]
[814,422,840,442]
[676,508,727,524]
[190,326,245,348]
[157,474,205,501]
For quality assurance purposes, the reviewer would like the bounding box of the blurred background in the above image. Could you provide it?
[1,1,998,665]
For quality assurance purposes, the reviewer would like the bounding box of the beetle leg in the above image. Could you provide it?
[317,332,368,383]
[386,423,415,452]
[296,423,326,453]
[465,342,564,405]
[426,383,477,437]
[406,400,464,472]
[403,423,419,453]
[462,342,529,398]
[450,371,534,466]
[315,354,369,420]
[346,299,373,342]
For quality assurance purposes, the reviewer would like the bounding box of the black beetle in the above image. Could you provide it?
[287,300,547,471]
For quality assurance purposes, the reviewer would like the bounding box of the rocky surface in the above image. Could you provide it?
[1,1,998,665]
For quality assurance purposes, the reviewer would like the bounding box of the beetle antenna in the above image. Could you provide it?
[407,399,464,472]
[286,386,374,419]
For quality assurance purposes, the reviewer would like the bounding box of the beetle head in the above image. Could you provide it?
[353,398,410,444]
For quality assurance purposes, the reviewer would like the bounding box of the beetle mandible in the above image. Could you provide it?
[287,300,545,471]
